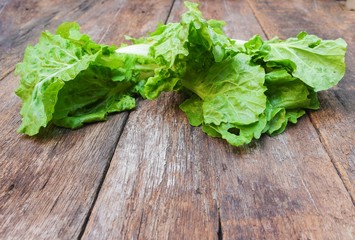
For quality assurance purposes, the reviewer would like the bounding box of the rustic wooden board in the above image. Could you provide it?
[1,0,354,239]
[309,90,355,202]
[0,0,174,239]
[82,93,220,240]
[81,0,355,239]
[215,118,354,239]
[247,0,355,202]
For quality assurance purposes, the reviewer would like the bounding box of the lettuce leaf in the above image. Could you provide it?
[52,65,136,128]
[15,24,101,135]
[246,32,347,91]
[15,22,156,135]
[141,1,234,99]
[181,53,266,125]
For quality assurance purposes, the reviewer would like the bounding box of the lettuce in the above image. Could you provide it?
[15,2,347,147]
[15,22,156,135]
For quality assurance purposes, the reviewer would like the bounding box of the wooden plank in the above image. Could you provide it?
[0,0,174,239]
[309,90,355,201]
[247,0,355,202]
[82,0,354,239]
[215,118,354,239]
[82,1,227,239]
[82,93,219,240]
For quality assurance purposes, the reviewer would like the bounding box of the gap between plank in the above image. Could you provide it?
[308,113,355,204]
[245,0,269,39]
[77,1,177,238]
[77,112,131,239]
[165,0,176,24]
[0,67,15,82]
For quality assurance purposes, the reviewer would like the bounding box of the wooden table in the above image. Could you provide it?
[0,0,354,239]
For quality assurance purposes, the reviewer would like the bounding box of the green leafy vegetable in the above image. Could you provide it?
[181,54,266,125]
[15,22,156,135]
[15,23,101,135]
[15,1,347,147]
[256,32,346,91]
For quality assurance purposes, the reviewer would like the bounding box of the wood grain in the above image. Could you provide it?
[81,0,355,239]
[82,93,220,240]
[215,117,354,239]
[247,0,355,202]
[0,0,174,239]
[309,90,355,201]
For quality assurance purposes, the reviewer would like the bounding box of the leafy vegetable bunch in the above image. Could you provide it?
[15,2,346,146]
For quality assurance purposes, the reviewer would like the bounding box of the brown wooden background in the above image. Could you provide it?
[0,0,354,239]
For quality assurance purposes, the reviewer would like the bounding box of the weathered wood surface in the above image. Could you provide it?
[0,0,354,239]
[0,0,174,239]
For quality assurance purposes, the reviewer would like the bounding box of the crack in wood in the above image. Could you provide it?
[7,183,15,192]
[136,211,145,240]
[40,177,50,191]
[49,192,61,213]
[217,208,223,240]
[98,6,122,43]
